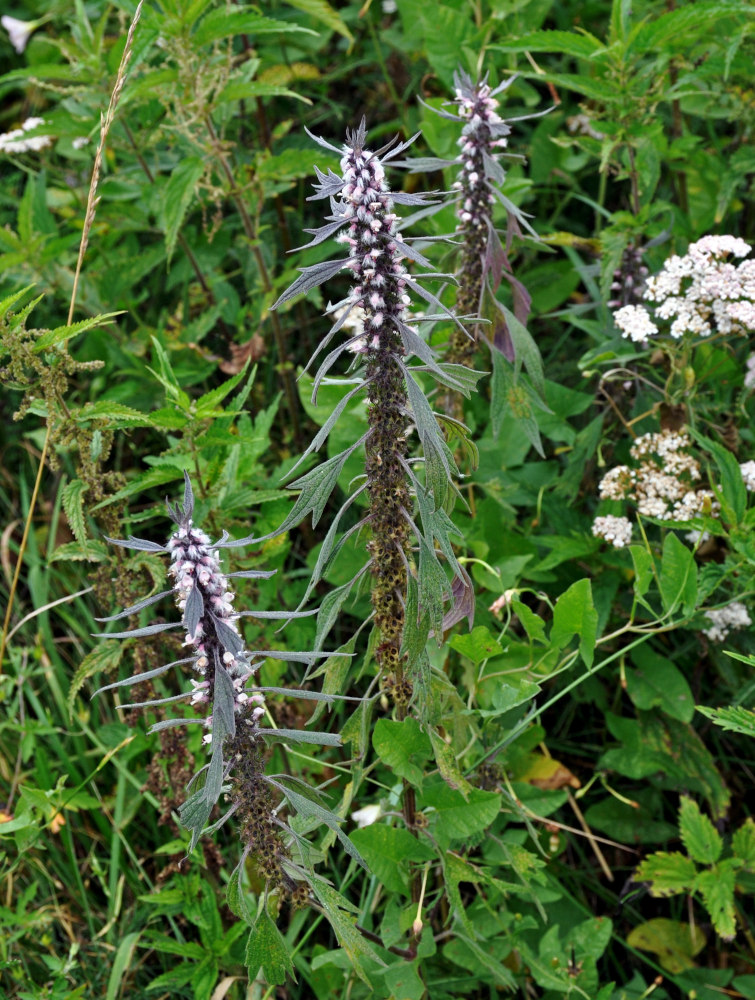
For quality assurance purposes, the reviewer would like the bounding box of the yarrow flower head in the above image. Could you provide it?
[592,514,633,548]
[702,601,751,642]
[613,236,755,342]
[597,428,719,523]
[0,116,52,154]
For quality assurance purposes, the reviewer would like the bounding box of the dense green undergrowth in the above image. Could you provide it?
[1,0,755,998]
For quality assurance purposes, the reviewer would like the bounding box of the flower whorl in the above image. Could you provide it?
[166,515,264,736]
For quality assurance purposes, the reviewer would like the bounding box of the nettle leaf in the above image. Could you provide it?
[373,718,432,787]
[159,157,204,262]
[696,862,738,940]
[61,478,88,544]
[76,400,156,428]
[679,797,722,865]
[350,825,434,894]
[192,6,315,46]
[310,879,383,986]
[626,918,705,975]
[696,705,755,739]
[449,625,503,665]
[659,533,697,616]
[625,646,694,723]
[490,350,544,458]
[244,907,294,986]
[276,783,367,869]
[550,578,598,667]
[733,817,755,868]
[32,312,122,351]
[421,783,501,843]
[68,641,123,715]
[636,851,697,896]
[281,0,353,41]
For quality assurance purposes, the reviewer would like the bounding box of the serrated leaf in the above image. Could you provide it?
[733,817,755,867]
[310,879,382,986]
[679,797,722,865]
[282,0,353,41]
[159,158,205,263]
[68,642,123,714]
[696,705,755,738]
[32,312,122,351]
[373,718,432,787]
[192,6,315,46]
[492,28,605,58]
[349,825,434,894]
[76,401,156,427]
[244,907,294,986]
[61,478,88,544]
[696,862,737,939]
[449,625,503,665]
[636,851,697,895]
[91,466,187,510]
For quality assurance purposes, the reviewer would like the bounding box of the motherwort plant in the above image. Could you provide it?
[417,72,547,444]
[269,119,481,697]
[93,474,348,898]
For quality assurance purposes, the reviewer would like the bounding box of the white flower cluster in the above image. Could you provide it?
[745,353,755,390]
[451,78,509,231]
[592,514,633,548]
[335,136,413,355]
[167,522,264,741]
[613,235,755,342]
[702,601,751,642]
[740,460,755,491]
[598,428,719,522]
[0,116,52,154]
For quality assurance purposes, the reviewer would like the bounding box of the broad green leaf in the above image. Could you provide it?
[373,718,432,787]
[625,646,694,723]
[91,465,187,510]
[349,825,434,894]
[679,797,722,865]
[659,533,697,616]
[194,362,252,417]
[550,578,598,667]
[244,907,294,986]
[491,29,605,58]
[696,862,737,939]
[61,478,87,544]
[501,302,545,397]
[626,919,705,974]
[159,158,205,263]
[629,544,655,602]
[421,783,501,842]
[512,601,547,644]
[635,851,697,895]
[448,625,503,664]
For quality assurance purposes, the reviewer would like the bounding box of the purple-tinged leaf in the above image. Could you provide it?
[184,584,204,639]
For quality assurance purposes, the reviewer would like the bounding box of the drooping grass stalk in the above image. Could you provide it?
[0,3,143,675]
